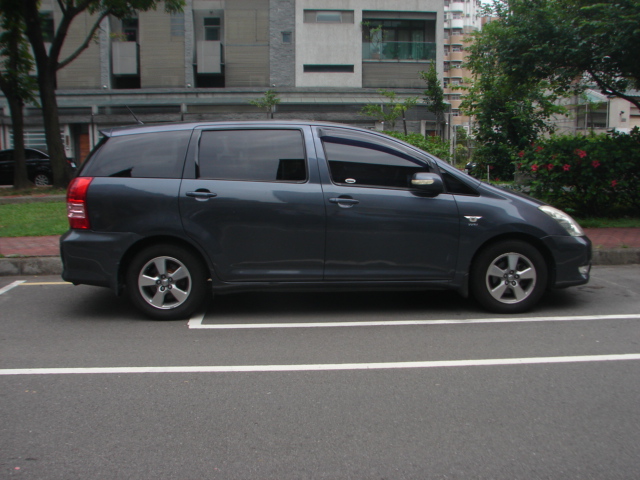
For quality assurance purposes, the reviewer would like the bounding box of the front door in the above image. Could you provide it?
[315,127,460,281]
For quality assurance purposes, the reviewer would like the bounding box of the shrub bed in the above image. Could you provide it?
[517,129,640,217]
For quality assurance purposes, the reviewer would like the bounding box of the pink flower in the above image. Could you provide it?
[592,160,601,168]
[547,163,554,171]
[518,151,525,158]
[531,164,539,172]
[536,145,544,152]
[575,149,587,158]
[611,180,618,188]
[563,164,571,171]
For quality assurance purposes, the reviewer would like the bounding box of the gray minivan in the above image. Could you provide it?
[61,121,591,319]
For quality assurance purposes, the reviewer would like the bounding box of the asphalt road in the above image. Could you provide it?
[1,265,639,479]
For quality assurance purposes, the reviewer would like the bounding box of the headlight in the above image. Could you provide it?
[539,205,585,237]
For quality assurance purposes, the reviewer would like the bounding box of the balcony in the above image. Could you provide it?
[363,41,436,62]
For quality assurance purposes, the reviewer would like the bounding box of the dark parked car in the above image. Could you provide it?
[0,148,77,186]
[61,121,591,320]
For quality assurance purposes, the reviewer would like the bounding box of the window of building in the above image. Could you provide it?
[282,31,292,44]
[204,17,221,41]
[41,12,55,43]
[303,10,355,24]
[122,18,138,42]
[198,130,307,183]
[452,45,462,52]
[303,65,354,73]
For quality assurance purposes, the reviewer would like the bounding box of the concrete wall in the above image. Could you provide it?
[140,9,186,87]
[225,0,270,87]
[55,8,102,89]
[295,0,443,88]
[270,0,296,87]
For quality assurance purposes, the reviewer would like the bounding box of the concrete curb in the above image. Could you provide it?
[592,248,640,266]
[1,249,639,277]
[0,257,63,276]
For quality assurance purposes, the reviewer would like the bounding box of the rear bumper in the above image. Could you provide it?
[542,234,592,288]
[60,229,138,293]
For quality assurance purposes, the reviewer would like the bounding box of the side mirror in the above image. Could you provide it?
[410,172,444,196]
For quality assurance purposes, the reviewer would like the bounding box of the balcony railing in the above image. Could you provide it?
[363,41,437,62]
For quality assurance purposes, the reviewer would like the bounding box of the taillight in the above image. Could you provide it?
[67,177,93,229]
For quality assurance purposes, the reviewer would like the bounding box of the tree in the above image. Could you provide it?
[0,0,37,189]
[484,0,640,110]
[461,4,566,177]
[420,64,447,138]
[249,89,281,119]
[16,0,184,188]
[360,89,419,134]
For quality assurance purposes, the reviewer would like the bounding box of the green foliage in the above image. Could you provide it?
[481,0,640,109]
[0,202,67,237]
[384,131,451,162]
[360,90,419,134]
[0,0,37,104]
[462,9,568,178]
[517,128,640,216]
[248,89,281,119]
[419,64,447,137]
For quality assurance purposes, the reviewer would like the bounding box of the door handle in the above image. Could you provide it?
[186,190,218,200]
[329,197,359,208]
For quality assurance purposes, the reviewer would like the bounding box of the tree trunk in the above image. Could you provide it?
[35,63,68,188]
[7,94,32,189]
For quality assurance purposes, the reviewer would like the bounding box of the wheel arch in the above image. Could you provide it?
[117,235,212,295]
[468,233,556,289]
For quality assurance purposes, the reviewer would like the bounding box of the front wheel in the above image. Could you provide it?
[470,240,548,314]
[33,172,52,186]
[126,244,207,320]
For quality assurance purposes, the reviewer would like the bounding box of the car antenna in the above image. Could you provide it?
[126,106,144,125]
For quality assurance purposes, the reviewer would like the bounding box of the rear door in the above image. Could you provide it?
[314,127,460,281]
[179,126,326,282]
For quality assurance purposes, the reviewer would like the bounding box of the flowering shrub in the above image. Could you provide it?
[517,128,640,216]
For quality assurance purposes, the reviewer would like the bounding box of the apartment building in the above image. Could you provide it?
[0,0,446,164]
[552,89,640,135]
[443,0,482,132]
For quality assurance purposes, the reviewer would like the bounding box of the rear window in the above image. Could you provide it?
[81,131,191,178]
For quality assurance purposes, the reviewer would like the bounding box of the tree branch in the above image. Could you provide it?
[56,10,109,70]
[588,69,640,111]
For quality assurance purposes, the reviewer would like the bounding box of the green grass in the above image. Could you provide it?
[0,201,68,237]
[575,217,640,228]
[0,186,67,197]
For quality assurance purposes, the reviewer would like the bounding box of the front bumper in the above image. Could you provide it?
[542,234,592,288]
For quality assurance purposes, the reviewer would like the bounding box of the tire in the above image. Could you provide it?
[33,172,52,186]
[126,244,207,320]
[470,240,548,314]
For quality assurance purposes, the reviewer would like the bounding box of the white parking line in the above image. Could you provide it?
[188,313,640,329]
[2,353,640,376]
[0,280,25,295]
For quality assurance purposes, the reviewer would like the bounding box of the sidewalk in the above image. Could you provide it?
[1,229,639,276]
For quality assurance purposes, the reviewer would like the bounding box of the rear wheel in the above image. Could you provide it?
[126,244,207,320]
[470,240,547,313]
[33,172,52,186]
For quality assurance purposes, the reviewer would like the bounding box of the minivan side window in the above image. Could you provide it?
[198,129,307,182]
[321,133,430,189]
[82,131,191,178]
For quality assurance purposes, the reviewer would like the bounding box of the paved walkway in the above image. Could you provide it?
[1,229,640,257]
